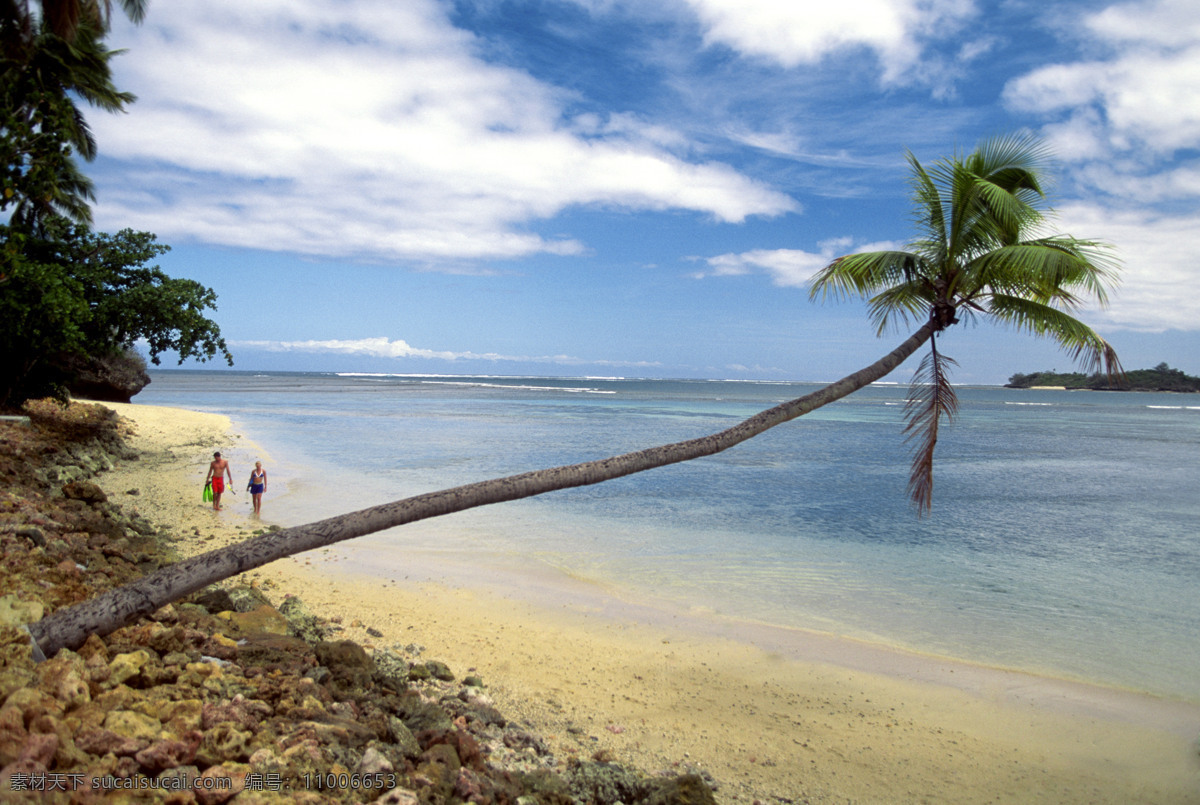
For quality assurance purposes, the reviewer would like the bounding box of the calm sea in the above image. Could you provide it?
[134,371,1200,702]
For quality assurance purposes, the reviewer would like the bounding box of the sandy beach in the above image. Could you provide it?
[93,400,1200,804]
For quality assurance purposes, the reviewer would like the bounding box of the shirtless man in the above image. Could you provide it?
[206,452,234,511]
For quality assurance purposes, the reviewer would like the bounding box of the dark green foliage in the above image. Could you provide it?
[2,17,133,231]
[0,224,233,408]
[1,4,228,408]
[1007,363,1200,392]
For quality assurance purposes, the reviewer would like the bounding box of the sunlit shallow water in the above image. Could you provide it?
[136,371,1200,702]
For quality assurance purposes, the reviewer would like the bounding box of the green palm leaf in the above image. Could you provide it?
[987,294,1122,376]
[812,133,1122,511]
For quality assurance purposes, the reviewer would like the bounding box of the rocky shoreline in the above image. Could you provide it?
[0,401,716,804]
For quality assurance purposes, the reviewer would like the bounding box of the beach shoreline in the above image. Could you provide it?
[94,400,1200,803]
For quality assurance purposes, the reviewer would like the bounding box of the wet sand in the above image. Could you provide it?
[94,400,1200,804]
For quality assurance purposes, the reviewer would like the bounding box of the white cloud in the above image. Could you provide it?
[1086,0,1200,48]
[92,0,796,265]
[1000,0,1200,333]
[231,337,661,368]
[1055,204,1200,333]
[694,237,900,287]
[1004,0,1200,157]
[1005,47,1200,157]
[681,0,977,84]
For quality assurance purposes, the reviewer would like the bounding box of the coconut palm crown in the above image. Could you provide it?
[810,133,1122,512]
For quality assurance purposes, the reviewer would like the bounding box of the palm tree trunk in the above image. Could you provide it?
[26,324,934,659]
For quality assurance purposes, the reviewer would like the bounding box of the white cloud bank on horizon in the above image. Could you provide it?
[91,0,796,265]
[231,336,662,369]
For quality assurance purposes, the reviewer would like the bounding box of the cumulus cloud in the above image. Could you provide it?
[1055,204,1200,332]
[92,0,796,265]
[1000,0,1200,331]
[694,238,900,287]
[681,0,978,84]
[231,337,661,368]
[1006,52,1200,158]
[1004,0,1200,163]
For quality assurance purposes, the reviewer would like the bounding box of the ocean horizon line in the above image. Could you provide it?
[145,367,1010,389]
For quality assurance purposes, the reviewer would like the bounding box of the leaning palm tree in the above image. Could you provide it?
[810,133,1121,511]
[25,134,1122,659]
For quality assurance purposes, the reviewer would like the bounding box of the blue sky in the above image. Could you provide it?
[89,0,1200,384]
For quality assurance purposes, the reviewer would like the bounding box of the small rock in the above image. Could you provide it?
[15,525,45,547]
[358,746,395,776]
[75,726,146,757]
[386,716,422,760]
[135,734,200,770]
[197,723,252,765]
[278,596,327,644]
[107,649,151,687]
[222,604,290,636]
[193,588,237,614]
[373,788,420,805]
[0,594,44,627]
[425,660,455,681]
[372,649,411,692]
[641,773,719,804]
[61,481,108,504]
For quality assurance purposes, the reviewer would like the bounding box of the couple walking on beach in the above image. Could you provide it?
[205,452,268,515]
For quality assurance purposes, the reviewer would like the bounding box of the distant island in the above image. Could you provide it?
[1006,363,1200,392]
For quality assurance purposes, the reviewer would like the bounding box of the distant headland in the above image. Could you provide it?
[1006,363,1200,392]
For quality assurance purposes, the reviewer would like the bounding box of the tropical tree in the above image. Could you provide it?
[25,134,1122,659]
[0,224,234,408]
[2,0,146,60]
[808,133,1121,510]
[1,15,134,232]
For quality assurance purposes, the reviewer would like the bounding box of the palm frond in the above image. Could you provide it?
[867,280,933,334]
[967,238,1119,307]
[809,251,920,302]
[968,132,1051,190]
[903,342,958,515]
[119,0,149,25]
[906,152,947,253]
[987,294,1123,377]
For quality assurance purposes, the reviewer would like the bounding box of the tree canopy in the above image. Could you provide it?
[2,4,233,409]
[810,133,1121,511]
[0,224,234,407]
[1007,363,1199,392]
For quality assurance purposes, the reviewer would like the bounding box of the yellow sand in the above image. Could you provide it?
[93,401,1200,804]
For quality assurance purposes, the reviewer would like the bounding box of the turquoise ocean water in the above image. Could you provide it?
[135,371,1200,703]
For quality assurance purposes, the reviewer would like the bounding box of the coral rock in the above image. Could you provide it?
[62,481,108,504]
[75,726,147,757]
[107,650,151,687]
[135,734,200,771]
[0,594,44,627]
[102,709,162,743]
[197,723,253,765]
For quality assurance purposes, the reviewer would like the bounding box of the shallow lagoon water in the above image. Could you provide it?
[135,371,1200,702]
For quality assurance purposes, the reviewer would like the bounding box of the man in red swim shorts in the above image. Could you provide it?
[206,452,234,511]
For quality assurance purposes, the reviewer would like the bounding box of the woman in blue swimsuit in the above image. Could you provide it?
[247,461,267,515]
